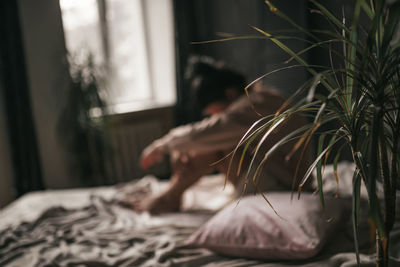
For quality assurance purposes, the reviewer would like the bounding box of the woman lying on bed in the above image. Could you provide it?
[126,57,314,214]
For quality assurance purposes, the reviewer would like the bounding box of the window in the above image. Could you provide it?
[59,0,176,113]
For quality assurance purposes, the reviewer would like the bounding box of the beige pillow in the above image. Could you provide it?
[186,192,347,260]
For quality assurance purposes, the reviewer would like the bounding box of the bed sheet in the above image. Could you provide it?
[1,171,399,267]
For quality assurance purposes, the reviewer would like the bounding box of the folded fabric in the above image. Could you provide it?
[186,192,348,260]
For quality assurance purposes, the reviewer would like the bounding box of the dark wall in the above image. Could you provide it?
[173,0,355,162]
[176,0,309,90]
[191,0,308,92]
[308,0,356,78]
[174,0,309,123]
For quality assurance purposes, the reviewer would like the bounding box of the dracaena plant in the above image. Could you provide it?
[228,0,399,266]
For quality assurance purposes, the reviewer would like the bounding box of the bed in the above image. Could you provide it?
[1,163,399,267]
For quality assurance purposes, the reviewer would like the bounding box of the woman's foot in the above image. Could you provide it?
[123,191,182,214]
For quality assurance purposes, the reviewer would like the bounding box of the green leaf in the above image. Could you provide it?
[227,116,273,182]
[306,74,322,103]
[255,182,285,220]
[309,0,350,34]
[367,108,386,238]
[246,115,289,182]
[360,1,373,19]
[382,1,400,52]
[298,135,343,195]
[190,35,269,45]
[251,26,316,76]
[316,134,326,209]
[333,143,346,197]
[352,169,362,266]
[346,0,364,112]
[249,120,316,186]
[265,0,319,41]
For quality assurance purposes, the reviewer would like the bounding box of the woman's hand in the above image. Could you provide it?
[140,142,164,170]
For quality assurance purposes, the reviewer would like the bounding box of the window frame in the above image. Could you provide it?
[60,0,177,115]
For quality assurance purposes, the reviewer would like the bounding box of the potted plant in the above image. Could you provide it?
[58,52,113,186]
[231,0,399,266]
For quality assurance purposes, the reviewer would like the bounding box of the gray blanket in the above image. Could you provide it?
[0,173,399,267]
[0,195,209,266]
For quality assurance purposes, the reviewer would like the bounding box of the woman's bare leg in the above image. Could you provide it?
[128,152,218,214]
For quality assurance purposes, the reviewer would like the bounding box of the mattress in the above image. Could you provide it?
[0,171,399,267]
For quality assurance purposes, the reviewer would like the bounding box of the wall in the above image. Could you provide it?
[173,0,310,124]
[106,106,174,183]
[179,0,309,97]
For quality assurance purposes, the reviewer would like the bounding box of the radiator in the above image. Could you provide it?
[100,106,173,184]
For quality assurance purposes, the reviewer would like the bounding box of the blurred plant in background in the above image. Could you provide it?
[58,51,114,186]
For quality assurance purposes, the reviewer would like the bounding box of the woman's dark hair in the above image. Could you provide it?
[186,56,247,111]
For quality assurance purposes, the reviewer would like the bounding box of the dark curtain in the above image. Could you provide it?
[0,0,44,196]
[172,0,200,124]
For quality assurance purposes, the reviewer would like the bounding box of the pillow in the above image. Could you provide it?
[186,192,347,260]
